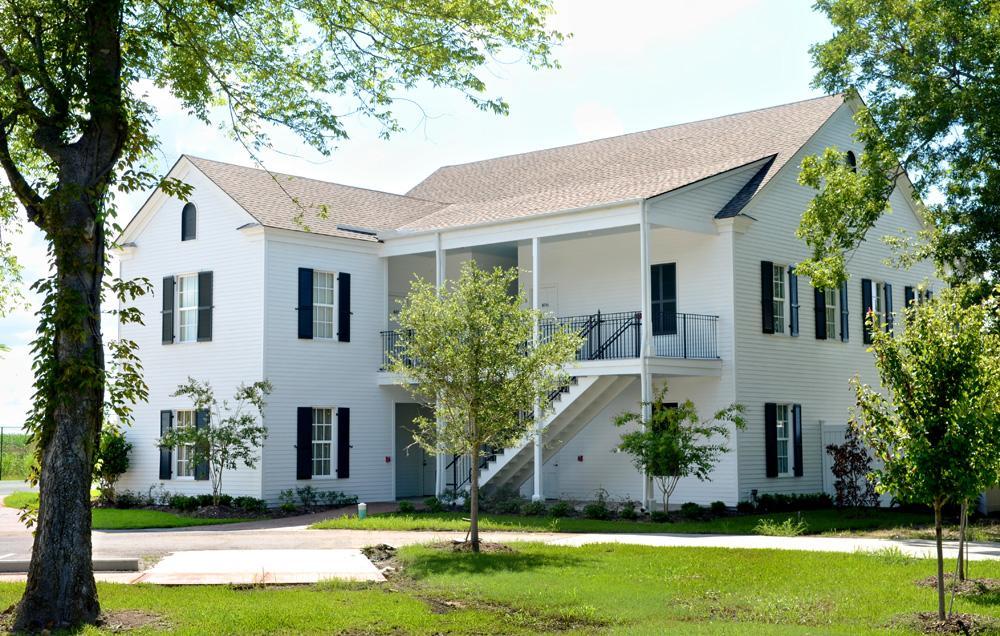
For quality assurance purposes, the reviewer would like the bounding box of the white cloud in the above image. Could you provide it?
[571,102,626,140]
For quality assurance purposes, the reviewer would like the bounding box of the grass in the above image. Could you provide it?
[0,543,997,633]
[0,432,33,481]
[311,508,935,537]
[2,491,250,530]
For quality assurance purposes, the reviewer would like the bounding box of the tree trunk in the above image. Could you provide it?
[934,499,946,622]
[469,442,480,553]
[14,189,105,630]
[957,500,967,581]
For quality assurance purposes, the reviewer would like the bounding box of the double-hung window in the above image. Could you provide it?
[775,404,791,476]
[772,265,786,334]
[312,272,337,339]
[175,410,196,478]
[874,281,885,324]
[824,288,838,340]
[312,408,333,477]
[177,274,199,343]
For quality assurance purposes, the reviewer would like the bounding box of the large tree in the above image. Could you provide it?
[796,0,1000,289]
[852,287,1000,620]
[0,1,561,628]
[388,262,580,552]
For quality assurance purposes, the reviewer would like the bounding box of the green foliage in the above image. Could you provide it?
[618,500,639,521]
[799,1,1000,286]
[754,516,809,537]
[582,489,610,520]
[423,497,444,513]
[93,428,131,504]
[297,486,318,510]
[278,489,297,513]
[233,496,268,516]
[0,433,35,481]
[853,285,1000,618]
[521,500,546,517]
[397,501,415,514]
[710,501,728,516]
[679,502,704,520]
[826,426,879,508]
[548,501,573,518]
[753,492,833,514]
[649,510,670,523]
[388,262,581,551]
[159,378,271,506]
[615,384,744,512]
[169,495,199,513]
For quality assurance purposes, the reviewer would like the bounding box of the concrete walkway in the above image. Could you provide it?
[136,549,384,584]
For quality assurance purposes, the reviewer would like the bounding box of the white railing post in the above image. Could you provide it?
[532,236,544,502]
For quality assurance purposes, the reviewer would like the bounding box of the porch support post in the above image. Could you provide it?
[434,233,447,497]
[532,236,544,502]
[638,200,653,510]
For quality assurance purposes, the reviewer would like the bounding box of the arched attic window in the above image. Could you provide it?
[845,151,857,173]
[181,202,197,241]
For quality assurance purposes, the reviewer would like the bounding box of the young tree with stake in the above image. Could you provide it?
[615,385,744,513]
[853,287,1000,621]
[388,263,580,552]
[159,378,271,506]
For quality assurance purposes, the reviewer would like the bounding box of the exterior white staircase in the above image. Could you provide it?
[478,374,635,491]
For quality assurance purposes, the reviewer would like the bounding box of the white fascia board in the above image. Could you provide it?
[116,158,194,246]
[263,226,380,255]
[379,199,643,257]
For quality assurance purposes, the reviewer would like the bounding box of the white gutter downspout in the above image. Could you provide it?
[434,232,447,497]
[531,236,543,502]
[638,200,653,510]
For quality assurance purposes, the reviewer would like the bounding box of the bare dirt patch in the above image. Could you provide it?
[892,612,1000,635]
[427,540,514,554]
[98,609,170,632]
[916,575,1000,596]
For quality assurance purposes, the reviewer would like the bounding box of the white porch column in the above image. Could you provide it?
[531,237,543,502]
[638,200,653,509]
[434,233,447,497]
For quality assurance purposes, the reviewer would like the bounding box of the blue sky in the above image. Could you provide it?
[0,0,833,427]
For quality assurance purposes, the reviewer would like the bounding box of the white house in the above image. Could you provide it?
[115,94,938,507]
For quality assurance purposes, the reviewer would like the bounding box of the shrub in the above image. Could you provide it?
[216,494,233,508]
[439,488,468,510]
[618,499,639,521]
[754,492,832,513]
[710,501,728,516]
[736,500,755,514]
[650,510,670,523]
[195,494,214,508]
[548,500,573,518]
[583,490,610,520]
[826,427,880,508]
[480,485,524,514]
[753,516,809,537]
[679,502,703,520]
[521,500,546,516]
[114,490,142,509]
[169,495,198,512]
[397,500,415,514]
[93,428,131,505]
[323,491,358,507]
[279,489,297,512]
[297,486,318,510]
[233,496,267,515]
[423,496,444,513]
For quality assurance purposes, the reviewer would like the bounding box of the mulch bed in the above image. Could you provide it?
[428,540,514,554]
[99,609,171,632]
[916,575,1000,596]
[894,612,1000,635]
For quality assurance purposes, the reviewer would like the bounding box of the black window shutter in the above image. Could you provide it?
[194,409,210,480]
[159,410,173,480]
[162,276,175,345]
[904,286,915,308]
[296,407,312,479]
[197,271,213,342]
[788,266,799,336]
[839,281,850,342]
[298,268,313,339]
[884,282,894,332]
[764,403,778,478]
[338,272,351,342]
[336,407,350,479]
[813,286,827,340]
[861,279,873,344]
[792,404,803,477]
[760,261,774,334]
[181,202,196,241]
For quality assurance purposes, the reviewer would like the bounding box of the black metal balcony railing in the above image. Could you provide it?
[381,310,718,370]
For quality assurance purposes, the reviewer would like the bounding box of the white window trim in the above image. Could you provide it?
[771,264,787,335]
[824,287,838,341]
[176,273,199,344]
[311,406,336,478]
[775,404,792,478]
[312,270,338,341]
[873,280,889,326]
[174,409,196,480]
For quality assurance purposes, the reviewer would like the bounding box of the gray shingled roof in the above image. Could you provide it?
[186,95,844,239]
[401,95,843,230]
[186,156,445,241]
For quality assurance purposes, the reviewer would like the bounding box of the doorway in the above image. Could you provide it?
[395,403,436,498]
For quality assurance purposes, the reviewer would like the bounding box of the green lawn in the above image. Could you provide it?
[2,492,251,530]
[311,508,934,537]
[0,543,996,633]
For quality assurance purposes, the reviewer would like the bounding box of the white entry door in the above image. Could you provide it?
[536,285,558,317]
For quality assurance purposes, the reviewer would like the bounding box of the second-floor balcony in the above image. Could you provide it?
[380,310,718,370]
